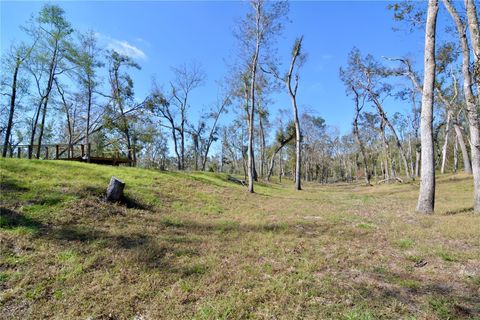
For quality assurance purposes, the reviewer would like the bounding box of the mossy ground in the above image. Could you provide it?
[1,158,479,319]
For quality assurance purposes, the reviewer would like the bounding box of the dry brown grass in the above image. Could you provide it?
[1,159,479,319]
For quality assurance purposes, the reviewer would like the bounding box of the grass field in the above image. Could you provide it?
[1,158,479,319]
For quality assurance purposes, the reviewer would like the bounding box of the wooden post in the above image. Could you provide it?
[55,145,59,159]
[45,146,49,159]
[81,144,85,157]
[17,147,21,158]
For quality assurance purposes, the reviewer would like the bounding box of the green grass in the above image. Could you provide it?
[1,158,479,319]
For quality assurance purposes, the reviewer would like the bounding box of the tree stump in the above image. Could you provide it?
[106,176,125,202]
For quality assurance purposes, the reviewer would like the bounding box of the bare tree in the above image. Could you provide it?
[169,62,205,170]
[201,94,231,171]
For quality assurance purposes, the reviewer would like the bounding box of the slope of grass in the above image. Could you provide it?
[1,158,479,319]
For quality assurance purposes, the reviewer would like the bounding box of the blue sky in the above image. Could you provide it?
[1,1,428,136]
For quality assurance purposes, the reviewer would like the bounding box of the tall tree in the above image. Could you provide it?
[235,0,288,193]
[2,43,34,157]
[25,4,73,158]
[442,0,480,212]
[169,62,205,170]
[107,50,142,165]
[352,86,371,185]
[285,36,305,190]
[68,31,103,162]
[416,0,439,214]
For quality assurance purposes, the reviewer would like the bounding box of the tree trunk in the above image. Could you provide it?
[415,145,421,177]
[352,87,371,185]
[247,9,261,193]
[441,111,451,174]
[454,134,459,173]
[371,95,411,179]
[106,176,125,202]
[259,111,266,178]
[286,37,304,191]
[86,79,92,163]
[416,0,439,214]
[444,0,480,212]
[465,0,480,61]
[453,124,472,173]
[180,119,185,170]
[36,44,58,159]
[2,58,20,158]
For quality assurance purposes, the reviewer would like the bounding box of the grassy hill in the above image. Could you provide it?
[1,158,479,319]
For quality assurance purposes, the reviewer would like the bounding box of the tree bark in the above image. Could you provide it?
[417,0,438,214]
[441,111,451,174]
[265,134,294,182]
[352,87,371,185]
[443,0,480,212]
[453,123,472,173]
[370,94,411,179]
[247,5,261,193]
[2,58,21,158]
[286,37,304,191]
[36,43,58,159]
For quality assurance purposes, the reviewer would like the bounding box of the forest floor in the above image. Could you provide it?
[0,158,479,320]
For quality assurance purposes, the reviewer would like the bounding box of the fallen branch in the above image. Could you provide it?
[227,175,246,186]
[377,177,404,184]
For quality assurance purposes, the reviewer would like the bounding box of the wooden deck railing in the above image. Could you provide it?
[1,143,135,166]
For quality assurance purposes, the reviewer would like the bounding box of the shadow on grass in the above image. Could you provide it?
[0,207,43,231]
[359,269,480,319]
[0,179,29,193]
[122,195,151,210]
[444,207,474,215]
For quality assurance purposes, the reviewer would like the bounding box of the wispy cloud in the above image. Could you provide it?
[95,33,147,60]
[107,39,146,59]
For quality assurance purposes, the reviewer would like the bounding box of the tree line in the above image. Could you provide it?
[1,1,479,213]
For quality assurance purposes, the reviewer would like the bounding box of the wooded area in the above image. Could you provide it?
[1,1,479,211]
[1,1,480,319]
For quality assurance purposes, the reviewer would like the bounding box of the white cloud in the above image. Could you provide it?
[95,32,147,60]
[107,39,146,59]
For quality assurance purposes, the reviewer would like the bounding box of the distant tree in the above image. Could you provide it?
[169,62,205,170]
[265,121,294,182]
[67,31,103,162]
[340,49,412,179]
[201,94,231,171]
[106,50,143,165]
